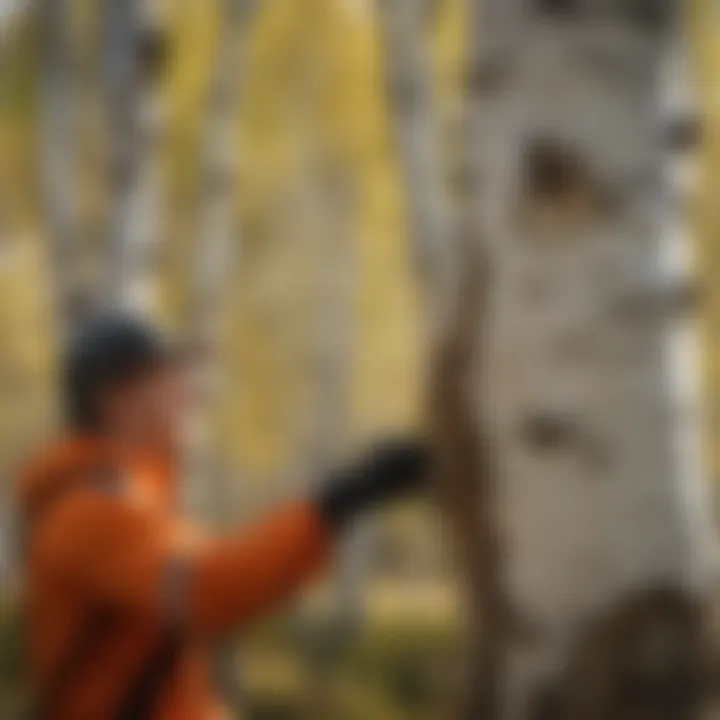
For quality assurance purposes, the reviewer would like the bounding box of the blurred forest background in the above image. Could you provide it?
[0,0,465,718]
[1,0,720,718]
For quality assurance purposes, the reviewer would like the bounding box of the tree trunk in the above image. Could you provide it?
[39,0,83,333]
[383,0,718,717]
[103,0,167,315]
[185,3,256,710]
[376,0,456,343]
[295,139,361,689]
[184,0,255,522]
[310,164,360,639]
[188,0,255,352]
[467,2,719,717]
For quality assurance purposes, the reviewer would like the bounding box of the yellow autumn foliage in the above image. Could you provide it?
[1,0,719,491]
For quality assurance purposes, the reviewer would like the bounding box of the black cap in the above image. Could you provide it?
[64,314,175,430]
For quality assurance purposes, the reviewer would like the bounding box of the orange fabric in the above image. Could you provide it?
[19,438,332,720]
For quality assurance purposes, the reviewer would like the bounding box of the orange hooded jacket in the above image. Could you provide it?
[18,437,331,720]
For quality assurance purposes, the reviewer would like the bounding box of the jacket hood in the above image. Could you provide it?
[18,436,178,514]
[17,437,106,512]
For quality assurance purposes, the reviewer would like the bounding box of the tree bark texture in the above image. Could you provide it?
[104,0,168,315]
[381,0,718,717]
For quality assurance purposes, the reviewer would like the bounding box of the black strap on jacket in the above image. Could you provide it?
[34,618,184,720]
[113,628,184,720]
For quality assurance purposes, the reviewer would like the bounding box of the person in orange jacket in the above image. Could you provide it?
[18,315,432,720]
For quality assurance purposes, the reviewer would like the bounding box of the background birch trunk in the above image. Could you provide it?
[184,3,256,709]
[103,0,167,315]
[289,129,361,703]
[375,0,455,343]
[184,0,255,523]
[309,161,360,644]
[39,0,82,334]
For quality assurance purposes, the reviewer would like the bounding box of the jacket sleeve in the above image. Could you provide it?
[36,489,332,635]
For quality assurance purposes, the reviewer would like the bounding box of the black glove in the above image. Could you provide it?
[315,439,433,531]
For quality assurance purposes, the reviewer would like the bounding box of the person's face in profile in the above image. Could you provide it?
[99,359,194,450]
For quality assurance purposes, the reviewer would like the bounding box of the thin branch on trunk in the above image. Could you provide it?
[377,0,496,714]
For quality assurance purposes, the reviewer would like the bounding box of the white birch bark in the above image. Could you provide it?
[300,158,355,485]
[189,0,255,351]
[185,6,256,707]
[104,0,167,315]
[382,0,718,716]
[310,167,361,635]
[295,147,362,669]
[38,0,83,334]
[0,0,28,30]
[184,0,255,522]
[462,1,716,716]
[375,0,456,344]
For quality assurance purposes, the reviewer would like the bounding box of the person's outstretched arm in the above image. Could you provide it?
[36,440,432,635]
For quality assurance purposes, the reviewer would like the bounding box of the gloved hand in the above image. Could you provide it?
[315,439,434,531]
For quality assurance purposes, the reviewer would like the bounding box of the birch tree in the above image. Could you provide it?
[185,3,256,708]
[184,0,255,522]
[286,140,364,701]
[380,0,719,717]
[103,0,167,315]
[307,160,360,637]
[376,0,456,341]
[291,38,364,640]
[38,0,83,333]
